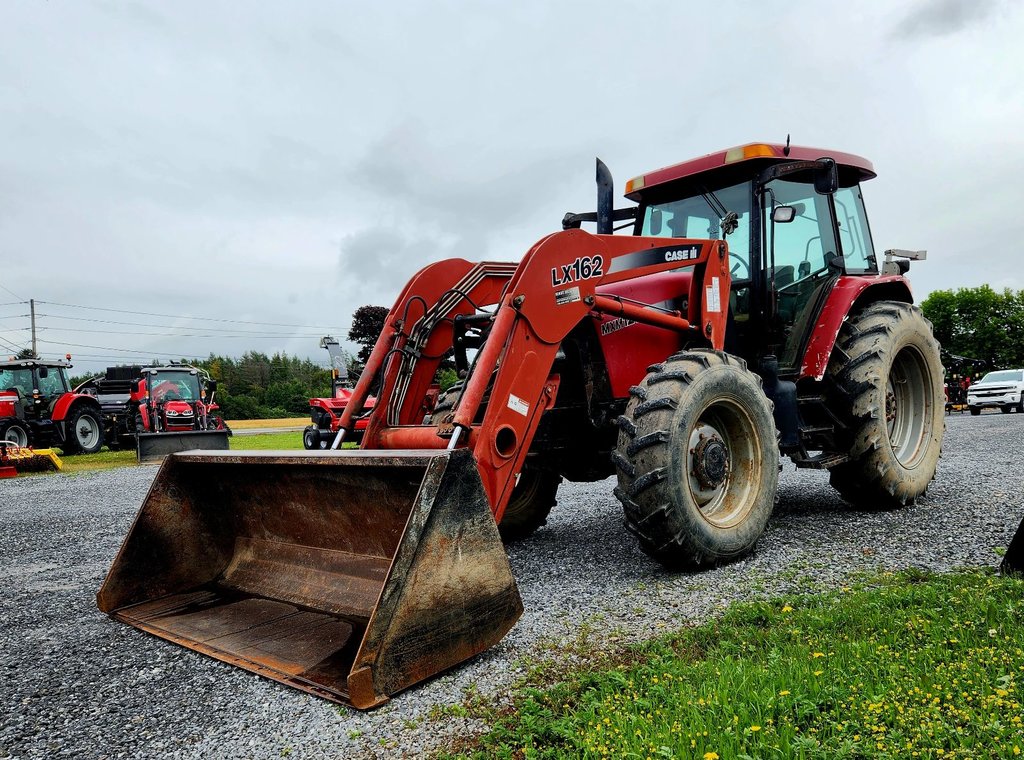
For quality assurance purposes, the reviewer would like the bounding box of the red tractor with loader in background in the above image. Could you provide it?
[0,357,104,454]
[99,142,945,709]
[77,364,230,462]
[302,336,377,449]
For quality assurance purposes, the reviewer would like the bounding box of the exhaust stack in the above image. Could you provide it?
[596,158,614,235]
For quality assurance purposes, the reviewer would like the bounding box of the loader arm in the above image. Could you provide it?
[346,228,730,520]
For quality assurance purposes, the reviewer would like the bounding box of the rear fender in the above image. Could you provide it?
[798,275,912,381]
[51,394,101,423]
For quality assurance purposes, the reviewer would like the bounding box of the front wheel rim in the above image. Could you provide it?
[683,399,762,528]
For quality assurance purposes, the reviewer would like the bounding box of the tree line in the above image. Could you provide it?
[54,286,1020,420]
[920,285,1024,380]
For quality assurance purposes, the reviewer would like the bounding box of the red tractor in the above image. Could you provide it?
[303,336,377,449]
[0,357,105,454]
[78,364,230,461]
[101,143,944,709]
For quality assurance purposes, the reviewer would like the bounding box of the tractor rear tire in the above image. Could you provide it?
[826,302,943,508]
[430,383,557,540]
[64,406,103,455]
[2,422,30,448]
[614,349,778,569]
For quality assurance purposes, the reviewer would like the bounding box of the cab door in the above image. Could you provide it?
[759,172,840,373]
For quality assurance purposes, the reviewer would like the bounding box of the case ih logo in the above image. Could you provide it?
[551,255,604,287]
[663,246,700,262]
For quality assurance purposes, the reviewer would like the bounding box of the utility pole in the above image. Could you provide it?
[30,298,36,357]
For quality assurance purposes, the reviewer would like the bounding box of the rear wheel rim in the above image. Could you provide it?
[887,346,931,467]
[684,399,761,528]
[76,416,100,449]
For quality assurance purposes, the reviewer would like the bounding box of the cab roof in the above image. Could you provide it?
[624,142,876,201]
[0,358,72,369]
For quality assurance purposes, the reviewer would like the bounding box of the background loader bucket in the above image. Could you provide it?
[96,448,522,709]
[1001,515,1024,577]
[136,430,230,463]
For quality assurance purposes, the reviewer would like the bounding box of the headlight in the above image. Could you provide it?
[167,410,178,416]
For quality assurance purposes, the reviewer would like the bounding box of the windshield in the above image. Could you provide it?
[148,371,201,402]
[980,370,1023,383]
[0,367,33,396]
[640,181,752,278]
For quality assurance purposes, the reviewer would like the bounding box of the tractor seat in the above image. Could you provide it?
[774,265,795,289]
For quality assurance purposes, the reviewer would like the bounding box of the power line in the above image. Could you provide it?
[0,301,29,307]
[37,327,331,338]
[0,284,25,300]
[36,300,351,330]
[37,338,209,356]
[35,313,346,337]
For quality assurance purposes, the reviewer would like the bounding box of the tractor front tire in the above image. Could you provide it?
[969,406,980,416]
[2,422,30,448]
[614,349,779,569]
[827,302,944,508]
[496,469,561,541]
[431,383,557,540]
[64,406,104,455]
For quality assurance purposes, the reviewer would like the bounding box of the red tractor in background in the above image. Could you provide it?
[101,142,946,709]
[78,364,230,461]
[302,336,377,449]
[0,357,104,454]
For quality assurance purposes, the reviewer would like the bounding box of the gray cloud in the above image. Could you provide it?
[1,1,1023,374]
[892,0,1002,39]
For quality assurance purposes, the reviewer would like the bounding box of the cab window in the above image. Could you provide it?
[833,185,876,273]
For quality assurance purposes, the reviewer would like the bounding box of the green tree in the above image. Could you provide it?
[348,305,389,362]
[920,285,1024,371]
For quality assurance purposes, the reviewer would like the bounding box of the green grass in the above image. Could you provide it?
[46,430,305,475]
[228,431,305,450]
[448,569,1024,760]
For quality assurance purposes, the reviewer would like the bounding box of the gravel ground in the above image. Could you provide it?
[1,411,1022,759]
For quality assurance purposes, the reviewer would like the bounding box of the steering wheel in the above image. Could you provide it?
[730,256,750,280]
[164,391,181,401]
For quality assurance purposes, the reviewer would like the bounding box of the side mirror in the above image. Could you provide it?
[772,205,797,224]
[206,380,218,394]
[38,366,49,379]
[649,208,663,236]
[814,158,838,195]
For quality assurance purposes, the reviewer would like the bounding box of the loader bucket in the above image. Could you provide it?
[1001,515,1024,577]
[136,430,230,463]
[96,448,522,709]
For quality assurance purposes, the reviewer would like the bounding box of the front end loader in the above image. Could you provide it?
[99,143,945,708]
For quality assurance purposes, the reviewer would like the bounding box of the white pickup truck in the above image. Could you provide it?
[967,369,1024,415]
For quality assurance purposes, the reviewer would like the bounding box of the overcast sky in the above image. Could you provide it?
[1,0,1022,375]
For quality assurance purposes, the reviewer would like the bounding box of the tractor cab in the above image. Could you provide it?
[0,357,104,453]
[625,143,887,377]
[0,359,74,420]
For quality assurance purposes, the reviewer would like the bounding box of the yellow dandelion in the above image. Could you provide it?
[779,690,790,696]
[749,725,761,733]
[781,604,793,612]
[703,753,720,760]
[814,670,824,676]
[812,652,825,658]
